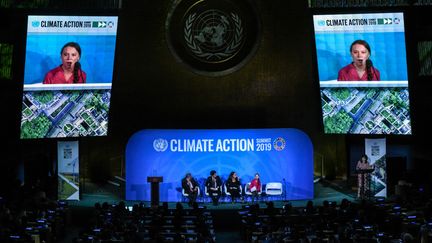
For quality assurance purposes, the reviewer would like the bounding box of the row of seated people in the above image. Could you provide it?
[182,171,283,206]
[239,196,432,242]
[0,197,68,242]
[0,178,69,242]
[74,201,216,243]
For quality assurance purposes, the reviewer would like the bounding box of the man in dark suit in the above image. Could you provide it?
[181,173,199,206]
[205,170,222,206]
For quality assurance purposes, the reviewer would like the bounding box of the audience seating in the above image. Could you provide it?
[73,202,216,242]
[238,192,432,242]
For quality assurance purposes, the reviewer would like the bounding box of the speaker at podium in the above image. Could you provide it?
[356,168,374,199]
[147,176,163,207]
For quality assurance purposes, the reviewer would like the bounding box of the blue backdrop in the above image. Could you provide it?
[315,32,408,81]
[126,128,313,202]
[24,34,117,84]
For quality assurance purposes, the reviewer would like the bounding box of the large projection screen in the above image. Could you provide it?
[20,16,118,139]
[313,13,411,135]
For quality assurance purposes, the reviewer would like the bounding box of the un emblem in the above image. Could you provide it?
[32,21,40,27]
[153,139,168,152]
[166,0,260,76]
[184,10,243,62]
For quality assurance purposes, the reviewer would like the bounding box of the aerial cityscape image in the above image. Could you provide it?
[20,90,111,139]
[321,87,411,135]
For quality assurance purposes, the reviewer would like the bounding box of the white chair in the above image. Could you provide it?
[244,182,262,195]
[265,182,283,200]
[245,182,262,202]
[224,183,243,196]
[224,183,243,203]
[182,187,200,202]
[205,185,222,196]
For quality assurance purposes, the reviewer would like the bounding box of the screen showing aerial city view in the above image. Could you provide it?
[20,15,118,139]
[313,12,411,135]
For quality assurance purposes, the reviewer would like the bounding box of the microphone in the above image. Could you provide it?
[366,59,373,67]
[366,59,374,81]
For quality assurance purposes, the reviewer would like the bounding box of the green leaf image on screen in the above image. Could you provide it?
[63,124,73,133]
[324,110,354,134]
[84,92,109,113]
[383,89,408,110]
[332,88,351,101]
[20,90,111,139]
[20,115,51,139]
[33,91,54,104]
[320,87,411,134]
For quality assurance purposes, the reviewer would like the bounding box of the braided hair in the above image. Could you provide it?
[350,40,374,81]
[61,42,82,83]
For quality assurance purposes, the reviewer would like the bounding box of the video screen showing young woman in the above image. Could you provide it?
[20,16,118,139]
[313,12,411,135]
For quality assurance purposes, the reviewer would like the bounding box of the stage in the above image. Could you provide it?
[68,179,356,209]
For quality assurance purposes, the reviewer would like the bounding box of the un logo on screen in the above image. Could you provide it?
[153,139,168,152]
[32,21,40,27]
[273,137,286,151]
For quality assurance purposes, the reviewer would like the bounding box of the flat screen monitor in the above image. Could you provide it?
[313,12,411,135]
[20,15,118,139]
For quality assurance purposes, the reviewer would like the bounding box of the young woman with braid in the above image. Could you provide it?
[337,40,380,81]
[43,42,86,84]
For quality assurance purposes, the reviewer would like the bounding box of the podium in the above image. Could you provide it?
[147,176,163,207]
[356,168,374,199]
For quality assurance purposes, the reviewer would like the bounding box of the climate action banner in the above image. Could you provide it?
[126,128,313,202]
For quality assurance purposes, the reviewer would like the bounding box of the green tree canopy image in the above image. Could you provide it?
[324,110,354,134]
[20,115,51,139]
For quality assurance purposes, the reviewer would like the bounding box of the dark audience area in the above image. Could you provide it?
[73,201,215,242]
[0,178,68,242]
[3,175,432,242]
[240,194,432,242]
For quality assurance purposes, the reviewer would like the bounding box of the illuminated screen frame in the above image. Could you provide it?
[20,15,118,139]
[313,12,412,135]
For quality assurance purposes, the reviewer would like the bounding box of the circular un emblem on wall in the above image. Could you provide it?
[166,0,260,76]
